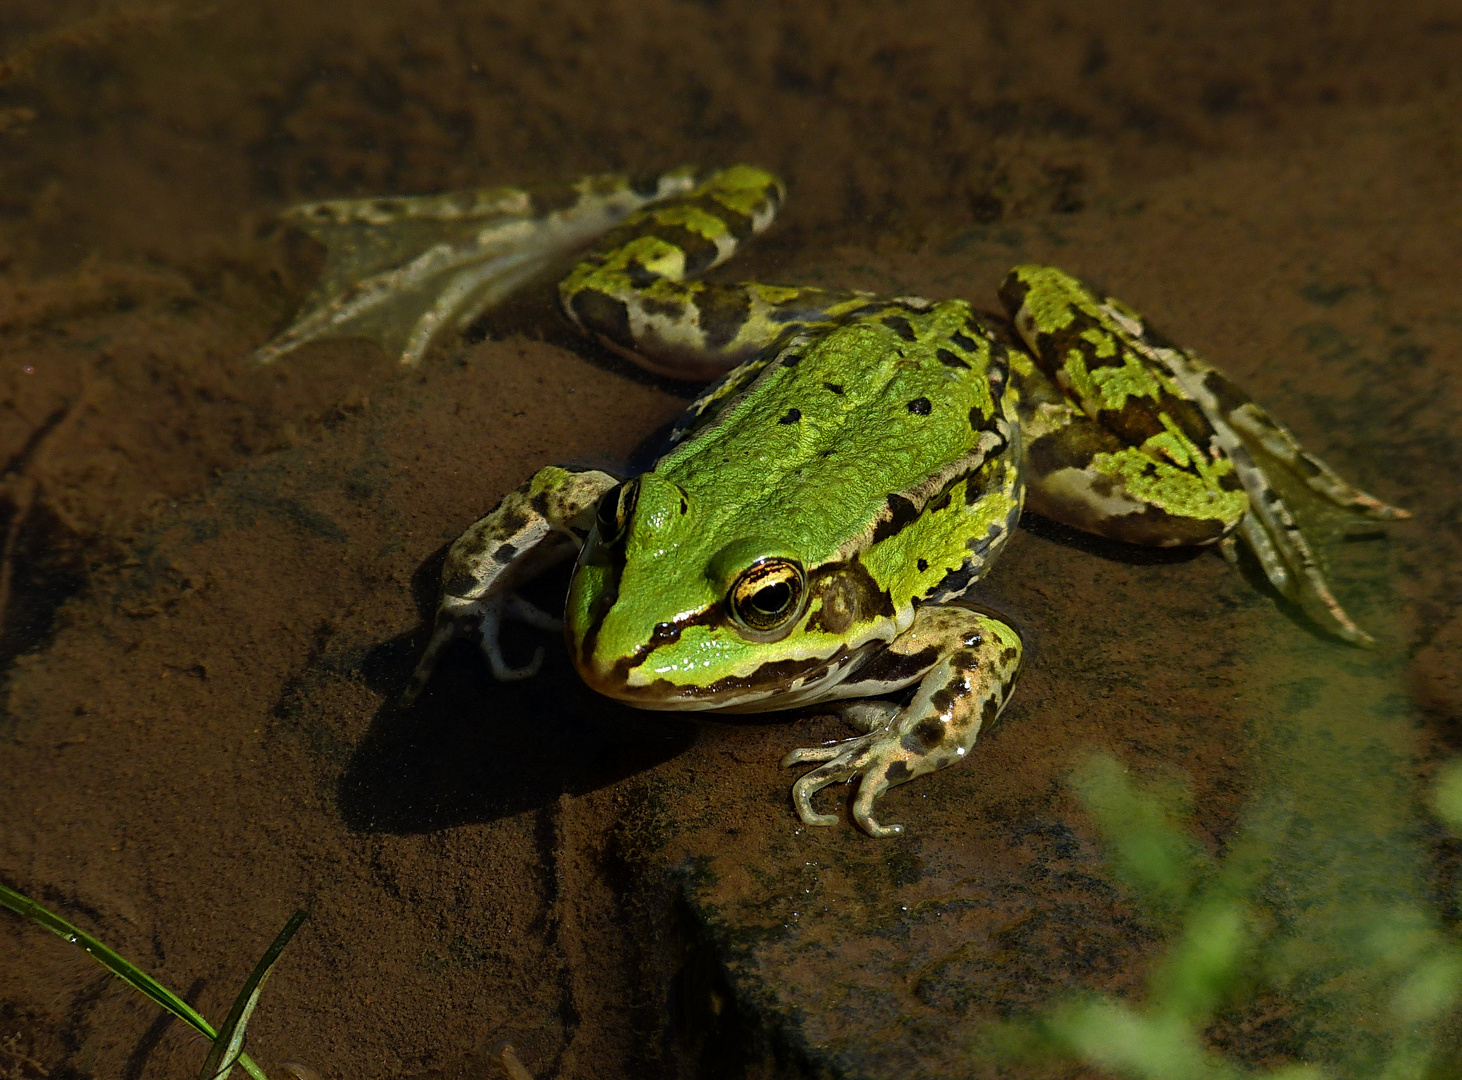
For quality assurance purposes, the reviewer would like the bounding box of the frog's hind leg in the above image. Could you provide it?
[254,170,702,366]
[1001,264,1407,646]
[782,606,1023,838]
[559,165,877,381]
[402,465,619,704]
[1006,347,1246,548]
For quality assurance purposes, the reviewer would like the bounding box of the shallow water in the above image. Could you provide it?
[1,4,1459,1079]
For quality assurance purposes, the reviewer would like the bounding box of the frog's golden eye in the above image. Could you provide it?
[729,557,807,635]
[595,478,640,545]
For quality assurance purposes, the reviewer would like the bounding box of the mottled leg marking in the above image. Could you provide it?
[559,166,877,380]
[402,466,619,703]
[782,606,1022,838]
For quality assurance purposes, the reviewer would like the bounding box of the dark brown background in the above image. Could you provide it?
[0,3,1459,1078]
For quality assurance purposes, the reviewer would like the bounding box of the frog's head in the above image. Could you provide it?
[565,472,878,711]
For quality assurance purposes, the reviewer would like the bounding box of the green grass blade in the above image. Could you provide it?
[1,883,271,1080]
[199,910,308,1080]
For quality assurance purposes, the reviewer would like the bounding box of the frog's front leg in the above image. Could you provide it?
[783,605,1023,838]
[402,465,619,703]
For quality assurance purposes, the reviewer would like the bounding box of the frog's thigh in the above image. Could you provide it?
[405,465,619,700]
[1012,361,1237,547]
[785,605,1023,838]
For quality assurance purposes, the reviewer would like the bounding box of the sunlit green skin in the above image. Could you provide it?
[260,166,1409,837]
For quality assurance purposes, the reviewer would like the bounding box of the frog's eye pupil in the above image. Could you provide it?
[751,581,792,616]
[729,557,806,635]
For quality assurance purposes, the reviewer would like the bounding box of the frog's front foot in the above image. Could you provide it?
[783,721,912,838]
[402,592,562,704]
[782,608,1024,838]
[398,465,619,704]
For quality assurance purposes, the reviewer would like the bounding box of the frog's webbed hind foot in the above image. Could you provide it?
[1160,350,1409,647]
[254,170,700,367]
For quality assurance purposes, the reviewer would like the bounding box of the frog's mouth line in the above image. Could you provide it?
[577,638,884,713]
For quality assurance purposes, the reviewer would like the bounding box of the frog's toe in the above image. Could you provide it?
[852,777,904,838]
[781,744,846,766]
[401,604,476,705]
[786,741,907,836]
[789,767,847,828]
[785,731,884,829]
[481,630,545,681]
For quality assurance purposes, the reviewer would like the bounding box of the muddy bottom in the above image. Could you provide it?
[1,4,1461,1079]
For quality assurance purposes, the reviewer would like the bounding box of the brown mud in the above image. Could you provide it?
[0,3,1460,1079]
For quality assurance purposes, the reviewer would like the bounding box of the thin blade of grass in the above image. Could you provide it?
[199,910,308,1080]
[1,883,271,1080]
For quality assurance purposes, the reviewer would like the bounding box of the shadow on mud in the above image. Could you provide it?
[329,544,697,835]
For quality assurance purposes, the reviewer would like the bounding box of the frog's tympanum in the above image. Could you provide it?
[256,166,1407,836]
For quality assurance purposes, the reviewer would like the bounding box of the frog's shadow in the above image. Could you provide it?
[335,545,697,835]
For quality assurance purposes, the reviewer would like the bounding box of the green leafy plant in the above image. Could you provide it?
[980,754,1462,1080]
[1,883,306,1080]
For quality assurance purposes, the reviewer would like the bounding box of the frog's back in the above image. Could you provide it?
[655,299,1013,571]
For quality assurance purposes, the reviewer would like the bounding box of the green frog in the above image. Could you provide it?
[255,165,1407,837]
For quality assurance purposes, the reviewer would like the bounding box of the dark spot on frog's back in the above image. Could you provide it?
[823,382,844,395]
[908,397,932,415]
[917,558,929,572]
[444,574,477,597]
[492,542,518,564]
[1201,370,1251,416]
[886,760,913,782]
[778,408,802,425]
[980,693,1004,726]
[996,272,1032,313]
[925,558,976,602]
[687,193,755,241]
[640,294,686,319]
[651,223,721,277]
[950,330,981,353]
[883,315,918,342]
[936,348,969,369]
[623,259,660,289]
